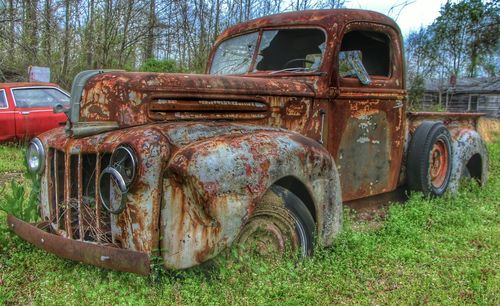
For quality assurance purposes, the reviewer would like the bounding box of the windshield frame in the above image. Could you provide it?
[208,26,329,76]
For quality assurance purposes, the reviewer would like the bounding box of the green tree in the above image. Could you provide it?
[429,0,499,77]
[139,58,182,73]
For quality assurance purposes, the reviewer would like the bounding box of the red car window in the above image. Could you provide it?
[0,90,7,108]
[12,87,70,108]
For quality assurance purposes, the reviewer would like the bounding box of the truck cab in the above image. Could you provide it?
[9,9,488,275]
[207,11,406,202]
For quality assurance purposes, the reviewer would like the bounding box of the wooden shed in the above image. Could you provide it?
[420,77,499,118]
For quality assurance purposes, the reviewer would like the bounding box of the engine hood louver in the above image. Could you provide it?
[148,98,269,121]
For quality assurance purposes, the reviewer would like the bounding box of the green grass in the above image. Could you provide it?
[0,144,25,173]
[0,144,499,305]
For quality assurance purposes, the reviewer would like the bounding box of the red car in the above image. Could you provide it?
[0,83,70,142]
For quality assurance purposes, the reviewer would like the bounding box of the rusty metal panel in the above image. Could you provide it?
[7,215,150,275]
[78,72,315,128]
[39,150,51,221]
[160,126,342,268]
[337,110,391,192]
[329,92,406,201]
[407,112,484,140]
[35,121,343,269]
[25,121,344,273]
[53,150,59,227]
[39,127,171,254]
[214,10,399,47]
[77,154,84,240]
[64,152,72,238]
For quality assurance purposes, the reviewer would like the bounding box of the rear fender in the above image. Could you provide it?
[160,130,342,269]
[448,129,488,192]
[406,113,489,191]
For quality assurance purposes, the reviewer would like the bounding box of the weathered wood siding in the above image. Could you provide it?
[420,78,499,118]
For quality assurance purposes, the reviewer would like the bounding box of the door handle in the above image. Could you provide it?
[19,111,30,115]
[318,109,326,145]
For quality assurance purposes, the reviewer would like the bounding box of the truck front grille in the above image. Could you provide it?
[47,149,114,245]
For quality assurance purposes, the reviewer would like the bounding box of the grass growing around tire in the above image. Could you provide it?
[0,143,499,304]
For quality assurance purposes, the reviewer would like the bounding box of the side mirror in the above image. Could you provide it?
[53,103,68,113]
[53,103,70,120]
[339,50,372,85]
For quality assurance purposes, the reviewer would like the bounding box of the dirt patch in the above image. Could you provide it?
[0,172,25,189]
[477,117,500,143]
[350,203,390,232]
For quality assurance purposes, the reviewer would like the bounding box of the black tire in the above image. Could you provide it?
[272,185,315,256]
[407,122,452,197]
[236,185,315,257]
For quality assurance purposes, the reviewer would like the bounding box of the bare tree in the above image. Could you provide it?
[0,0,354,84]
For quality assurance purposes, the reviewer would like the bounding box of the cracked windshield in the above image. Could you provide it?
[210,28,326,75]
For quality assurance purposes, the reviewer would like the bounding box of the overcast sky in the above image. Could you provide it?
[347,0,448,37]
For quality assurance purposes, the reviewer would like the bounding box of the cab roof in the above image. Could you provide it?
[216,9,401,43]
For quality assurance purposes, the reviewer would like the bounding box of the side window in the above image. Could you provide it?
[0,90,7,108]
[12,88,70,108]
[339,30,391,78]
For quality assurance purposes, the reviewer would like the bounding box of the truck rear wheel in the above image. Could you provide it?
[236,185,315,257]
[407,122,453,197]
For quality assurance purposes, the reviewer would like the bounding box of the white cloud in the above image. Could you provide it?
[346,0,447,36]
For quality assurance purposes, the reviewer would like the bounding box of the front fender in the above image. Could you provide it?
[160,129,342,269]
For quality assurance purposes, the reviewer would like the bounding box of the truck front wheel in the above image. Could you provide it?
[236,185,315,257]
[407,122,453,197]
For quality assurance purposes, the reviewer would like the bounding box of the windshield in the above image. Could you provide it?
[210,32,258,75]
[210,28,326,75]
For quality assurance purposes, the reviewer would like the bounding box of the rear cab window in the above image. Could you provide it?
[12,87,70,108]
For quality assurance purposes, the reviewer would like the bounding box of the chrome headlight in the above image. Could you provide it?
[110,145,138,187]
[99,145,138,214]
[26,138,45,174]
[99,167,129,214]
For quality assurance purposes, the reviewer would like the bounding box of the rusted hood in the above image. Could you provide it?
[76,71,315,128]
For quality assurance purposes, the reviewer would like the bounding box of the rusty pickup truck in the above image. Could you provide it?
[10,9,488,275]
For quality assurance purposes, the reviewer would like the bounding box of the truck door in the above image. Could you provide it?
[328,23,406,202]
[12,87,69,139]
[0,88,16,141]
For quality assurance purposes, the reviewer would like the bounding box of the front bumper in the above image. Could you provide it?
[7,214,151,275]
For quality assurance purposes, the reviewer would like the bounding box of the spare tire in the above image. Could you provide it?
[407,122,452,197]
